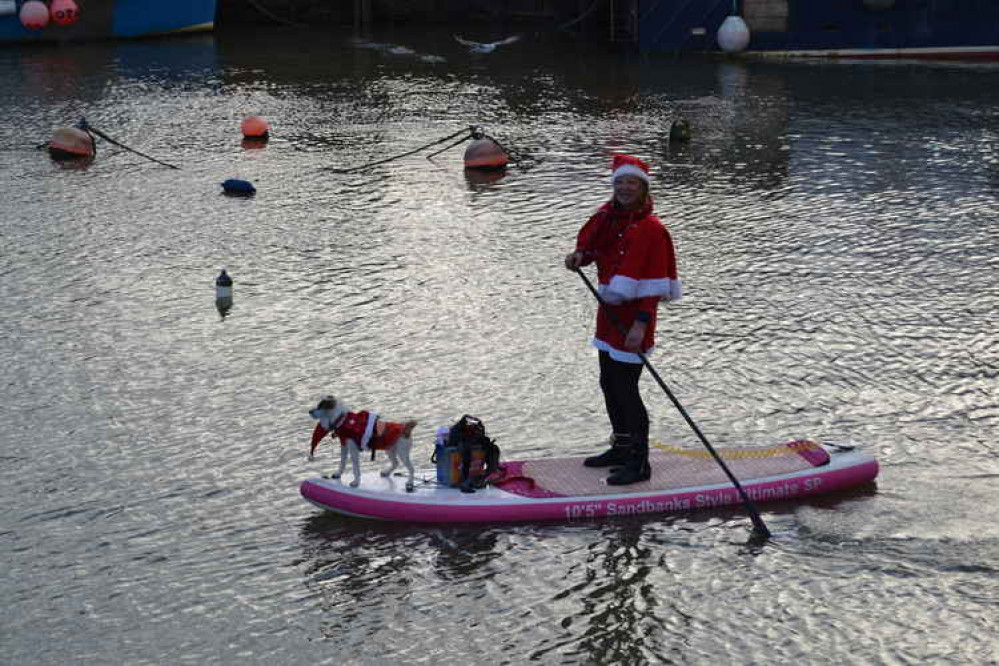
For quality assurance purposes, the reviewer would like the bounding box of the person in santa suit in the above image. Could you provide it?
[564,154,682,485]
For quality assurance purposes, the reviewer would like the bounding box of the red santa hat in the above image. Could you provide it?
[611,154,650,185]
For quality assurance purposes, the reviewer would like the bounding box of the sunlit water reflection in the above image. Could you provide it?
[1,26,996,665]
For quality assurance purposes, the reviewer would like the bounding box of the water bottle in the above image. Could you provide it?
[434,426,450,484]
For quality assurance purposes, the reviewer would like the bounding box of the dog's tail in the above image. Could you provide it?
[403,420,418,437]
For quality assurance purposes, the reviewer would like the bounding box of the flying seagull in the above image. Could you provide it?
[454,34,520,53]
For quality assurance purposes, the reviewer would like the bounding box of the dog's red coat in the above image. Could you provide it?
[310,413,415,455]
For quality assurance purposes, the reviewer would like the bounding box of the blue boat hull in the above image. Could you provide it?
[0,0,215,44]
[639,0,999,58]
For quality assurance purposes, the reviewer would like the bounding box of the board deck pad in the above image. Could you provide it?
[494,440,830,498]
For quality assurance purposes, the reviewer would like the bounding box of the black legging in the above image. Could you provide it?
[598,350,649,446]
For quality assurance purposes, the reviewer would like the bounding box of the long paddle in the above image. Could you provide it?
[574,267,771,539]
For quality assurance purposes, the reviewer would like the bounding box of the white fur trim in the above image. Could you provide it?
[602,276,682,303]
[361,411,378,450]
[639,277,682,301]
[612,164,650,183]
[592,338,650,364]
[665,279,682,301]
[597,282,625,305]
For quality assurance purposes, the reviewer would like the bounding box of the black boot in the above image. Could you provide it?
[584,434,630,468]
[606,440,651,485]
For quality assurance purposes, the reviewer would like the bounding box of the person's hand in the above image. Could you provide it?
[564,251,583,270]
[624,321,647,351]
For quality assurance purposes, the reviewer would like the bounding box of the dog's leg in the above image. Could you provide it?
[399,437,416,492]
[380,447,399,478]
[348,440,361,487]
[331,442,348,480]
[401,421,417,492]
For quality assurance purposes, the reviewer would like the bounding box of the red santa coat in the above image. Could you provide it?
[575,197,681,363]
[310,410,408,455]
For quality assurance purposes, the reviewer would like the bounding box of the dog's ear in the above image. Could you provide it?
[316,395,338,411]
[309,396,337,419]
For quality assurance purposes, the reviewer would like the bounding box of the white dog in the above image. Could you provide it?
[308,396,417,492]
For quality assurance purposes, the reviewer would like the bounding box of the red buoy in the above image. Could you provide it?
[240,116,270,139]
[48,127,95,160]
[463,137,508,169]
[20,1,50,30]
[50,0,80,26]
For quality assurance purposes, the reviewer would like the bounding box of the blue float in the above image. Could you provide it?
[221,178,256,195]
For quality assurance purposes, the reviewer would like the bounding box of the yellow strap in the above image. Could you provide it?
[651,440,821,460]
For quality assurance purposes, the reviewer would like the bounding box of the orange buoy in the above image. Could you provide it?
[241,137,268,150]
[463,137,508,170]
[464,168,507,186]
[48,127,95,160]
[240,116,270,139]
[20,1,50,30]
[50,0,79,26]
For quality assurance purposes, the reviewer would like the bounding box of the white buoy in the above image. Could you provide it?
[717,15,751,53]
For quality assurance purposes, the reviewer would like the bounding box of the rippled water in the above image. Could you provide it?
[2,26,997,665]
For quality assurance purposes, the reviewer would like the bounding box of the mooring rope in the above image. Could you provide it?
[326,126,474,174]
[77,118,179,169]
[480,131,525,165]
[558,0,602,32]
[424,132,473,160]
[424,125,525,166]
[244,0,306,28]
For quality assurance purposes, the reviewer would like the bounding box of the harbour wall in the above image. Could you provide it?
[216,0,593,30]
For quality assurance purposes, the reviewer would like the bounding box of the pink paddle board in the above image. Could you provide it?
[300,440,878,523]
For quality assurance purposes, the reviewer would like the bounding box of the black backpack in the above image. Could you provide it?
[448,415,501,493]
